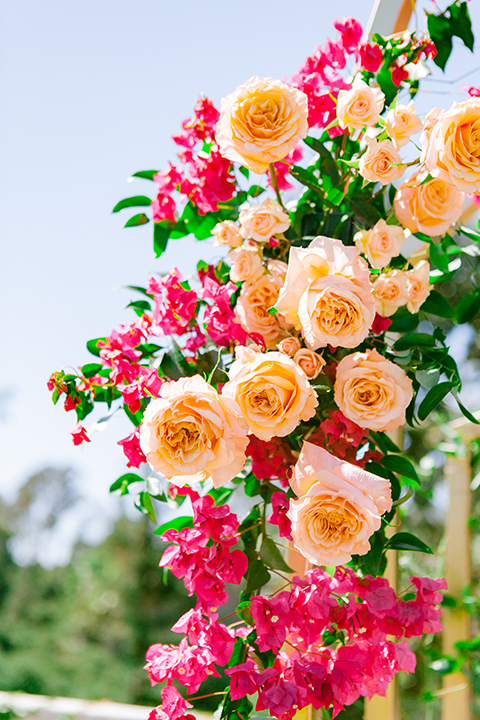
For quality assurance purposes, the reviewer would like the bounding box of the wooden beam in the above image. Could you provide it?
[441,422,474,720]
[365,0,414,37]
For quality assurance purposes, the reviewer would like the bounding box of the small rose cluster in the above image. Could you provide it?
[225,568,446,719]
[151,96,236,221]
[159,494,248,611]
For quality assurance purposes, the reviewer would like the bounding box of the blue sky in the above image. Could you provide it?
[2,0,480,564]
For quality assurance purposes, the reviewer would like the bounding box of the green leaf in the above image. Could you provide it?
[388,307,419,333]
[260,537,294,573]
[393,333,436,351]
[385,531,433,554]
[124,405,144,427]
[81,363,103,379]
[421,290,455,318]
[426,12,453,71]
[109,472,143,495]
[127,299,151,317]
[124,285,151,297]
[455,396,480,425]
[418,381,454,421]
[154,515,194,536]
[153,222,171,257]
[124,213,149,227]
[461,225,480,242]
[247,184,265,198]
[369,430,402,454]
[450,1,474,51]
[227,638,248,668]
[244,558,271,594]
[134,491,157,523]
[112,195,152,213]
[86,337,106,357]
[239,166,250,180]
[429,243,450,273]
[208,486,235,505]
[416,367,441,389]
[455,289,480,324]
[382,455,419,484]
[130,170,159,181]
[289,166,323,195]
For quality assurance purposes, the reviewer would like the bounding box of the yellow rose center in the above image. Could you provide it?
[233,90,290,141]
[163,421,205,459]
[314,292,360,333]
[246,387,281,416]
[308,497,361,545]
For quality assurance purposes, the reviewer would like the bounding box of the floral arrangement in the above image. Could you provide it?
[49,3,480,718]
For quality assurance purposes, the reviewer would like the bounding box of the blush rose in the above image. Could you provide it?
[287,442,392,566]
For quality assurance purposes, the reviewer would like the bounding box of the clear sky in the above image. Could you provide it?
[2,0,480,565]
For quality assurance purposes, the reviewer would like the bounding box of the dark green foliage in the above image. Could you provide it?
[0,515,193,705]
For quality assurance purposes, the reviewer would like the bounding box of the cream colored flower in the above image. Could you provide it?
[216,76,309,174]
[336,77,385,130]
[229,245,263,284]
[386,101,423,148]
[372,270,409,317]
[212,220,243,248]
[354,219,405,269]
[139,375,248,488]
[394,170,464,237]
[267,259,288,284]
[334,349,413,432]
[235,273,285,348]
[359,138,405,185]
[239,198,290,242]
[274,236,375,350]
[277,336,301,357]
[405,260,431,313]
[287,442,392,566]
[293,349,325,379]
[421,97,480,193]
[222,346,317,441]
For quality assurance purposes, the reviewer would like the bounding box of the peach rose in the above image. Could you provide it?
[334,349,413,432]
[267,259,288,283]
[277,336,301,356]
[239,198,290,242]
[359,138,405,185]
[212,220,243,248]
[235,273,285,347]
[222,346,317,441]
[216,76,309,174]
[386,101,423,148]
[287,443,392,566]
[372,270,409,317]
[293,349,325,379]
[394,170,464,237]
[336,77,385,130]
[139,375,248,488]
[275,236,375,350]
[229,245,263,283]
[421,97,480,193]
[354,219,405,269]
[405,260,431,313]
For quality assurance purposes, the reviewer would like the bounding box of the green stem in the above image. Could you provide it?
[268,162,286,210]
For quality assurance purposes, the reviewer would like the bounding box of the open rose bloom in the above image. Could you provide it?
[288,443,392,565]
[52,11,472,719]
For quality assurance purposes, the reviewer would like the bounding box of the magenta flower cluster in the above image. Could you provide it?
[146,495,446,720]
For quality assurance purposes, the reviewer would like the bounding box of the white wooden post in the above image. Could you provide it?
[365,0,414,37]
[441,417,477,720]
